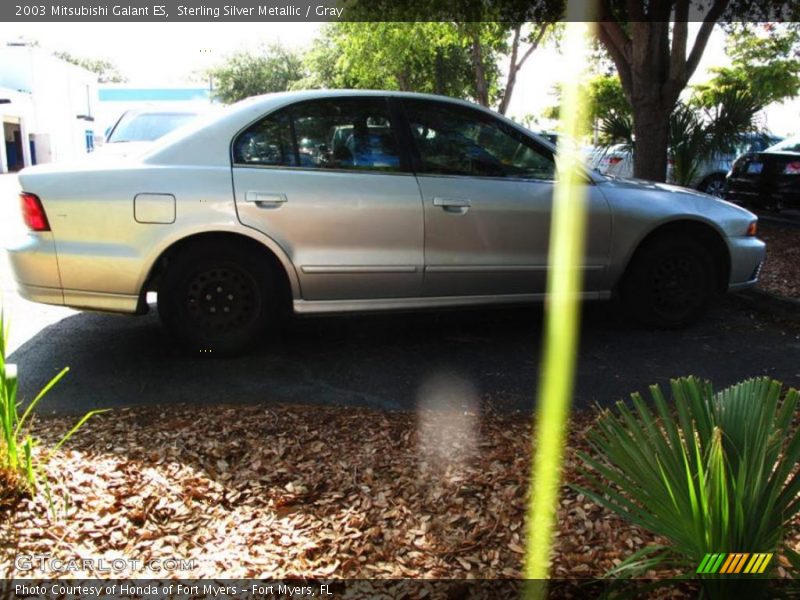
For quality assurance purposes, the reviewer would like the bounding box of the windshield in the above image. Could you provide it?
[766,135,800,153]
[107,112,198,143]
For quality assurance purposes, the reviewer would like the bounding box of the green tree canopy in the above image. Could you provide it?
[692,23,800,110]
[53,51,127,83]
[300,22,502,105]
[207,44,304,104]
[300,21,558,114]
[545,73,631,141]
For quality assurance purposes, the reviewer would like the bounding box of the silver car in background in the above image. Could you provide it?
[592,133,783,196]
[6,90,765,354]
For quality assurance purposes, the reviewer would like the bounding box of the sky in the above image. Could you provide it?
[3,22,798,136]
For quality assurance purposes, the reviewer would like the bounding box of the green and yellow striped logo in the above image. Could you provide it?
[696,553,773,574]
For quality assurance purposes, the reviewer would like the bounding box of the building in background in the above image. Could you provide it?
[0,43,98,173]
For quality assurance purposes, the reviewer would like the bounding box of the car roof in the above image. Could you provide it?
[142,90,540,164]
[139,89,613,180]
[766,134,800,153]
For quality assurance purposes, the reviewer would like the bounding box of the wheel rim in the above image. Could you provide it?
[184,264,260,334]
[650,253,704,319]
[703,178,725,197]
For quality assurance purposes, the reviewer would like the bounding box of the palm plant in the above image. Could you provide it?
[598,111,633,148]
[575,377,800,590]
[669,89,763,186]
[597,89,763,185]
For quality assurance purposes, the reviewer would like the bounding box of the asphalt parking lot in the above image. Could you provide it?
[2,174,799,416]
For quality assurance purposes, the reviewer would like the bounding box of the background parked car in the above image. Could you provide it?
[725,134,800,211]
[591,143,633,178]
[591,133,782,196]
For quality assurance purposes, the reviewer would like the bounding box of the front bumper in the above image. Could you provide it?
[727,235,766,291]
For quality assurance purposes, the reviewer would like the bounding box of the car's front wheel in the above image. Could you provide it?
[158,242,274,355]
[621,236,716,328]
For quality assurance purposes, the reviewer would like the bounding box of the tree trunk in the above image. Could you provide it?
[632,101,671,182]
[498,23,549,115]
[471,33,490,107]
[434,48,445,96]
[497,26,521,115]
[596,15,724,184]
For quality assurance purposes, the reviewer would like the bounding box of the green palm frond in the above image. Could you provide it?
[598,112,633,147]
[575,376,800,587]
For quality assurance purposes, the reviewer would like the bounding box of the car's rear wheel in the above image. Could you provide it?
[158,242,274,355]
[698,173,726,197]
[621,236,716,328]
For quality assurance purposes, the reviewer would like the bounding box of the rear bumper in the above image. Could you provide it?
[14,281,139,313]
[6,231,63,297]
[726,181,800,208]
[7,231,139,313]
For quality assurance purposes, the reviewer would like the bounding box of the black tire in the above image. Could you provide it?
[621,236,716,328]
[157,241,275,355]
[698,173,727,198]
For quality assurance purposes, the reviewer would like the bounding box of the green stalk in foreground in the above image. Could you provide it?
[1,309,107,496]
[524,14,595,588]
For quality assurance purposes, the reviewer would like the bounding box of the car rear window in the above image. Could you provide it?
[767,136,800,153]
[107,112,198,143]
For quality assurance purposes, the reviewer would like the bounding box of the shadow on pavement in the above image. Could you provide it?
[9,298,800,416]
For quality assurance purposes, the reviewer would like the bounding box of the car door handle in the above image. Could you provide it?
[433,197,471,213]
[244,191,287,207]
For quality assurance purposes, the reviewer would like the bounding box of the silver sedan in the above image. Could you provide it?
[6,90,765,354]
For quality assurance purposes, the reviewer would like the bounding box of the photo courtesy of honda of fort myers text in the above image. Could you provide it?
[1,0,800,599]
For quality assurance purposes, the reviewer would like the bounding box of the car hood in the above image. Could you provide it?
[600,175,741,205]
[597,175,758,237]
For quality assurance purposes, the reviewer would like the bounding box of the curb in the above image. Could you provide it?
[732,288,800,322]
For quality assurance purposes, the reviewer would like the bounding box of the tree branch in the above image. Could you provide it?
[670,0,690,84]
[498,23,552,114]
[521,23,551,66]
[597,2,632,66]
[498,25,522,114]
[598,22,633,100]
[626,0,646,22]
[686,0,730,79]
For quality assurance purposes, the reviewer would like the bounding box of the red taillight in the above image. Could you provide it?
[607,156,623,165]
[783,161,800,175]
[20,192,50,232]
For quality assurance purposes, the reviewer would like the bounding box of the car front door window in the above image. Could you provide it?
[403,100,555,180]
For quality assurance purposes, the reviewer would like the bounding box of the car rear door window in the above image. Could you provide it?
[292,98,400,171]
[233,112,295,167]
[233,97,402,172]
[402,99,555,180]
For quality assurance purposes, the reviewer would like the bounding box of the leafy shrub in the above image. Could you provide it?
[576,377,800,582]
[0,311,105,500]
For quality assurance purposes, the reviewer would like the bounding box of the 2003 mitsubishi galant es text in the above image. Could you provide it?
[7,90,765,354]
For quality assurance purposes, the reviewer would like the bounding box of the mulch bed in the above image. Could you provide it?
[1,404,797,580]
[758,224,800,300]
